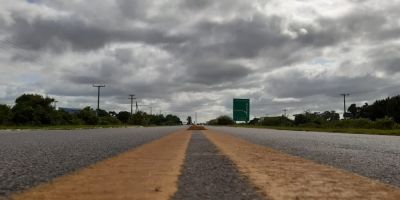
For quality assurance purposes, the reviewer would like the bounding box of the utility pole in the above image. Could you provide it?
[340,93,350,119]
[93,84,106,113]
[129,94,136,115]
[135,101,138,113]
[195,112,197,125]
[150,106,152,115]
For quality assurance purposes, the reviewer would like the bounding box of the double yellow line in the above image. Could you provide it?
[11,129,400,200]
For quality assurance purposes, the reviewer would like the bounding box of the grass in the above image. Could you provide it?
[232,125,400,136]
[0,124,130,130]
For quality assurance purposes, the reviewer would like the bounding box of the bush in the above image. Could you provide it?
[0,104,12,125]
[207,115,235,125]
[77,107,99,125]
[117,111,131,123]
[373,117,397,129]
[260,116,293,126]
[217,115,235,125]
[11,94,55,125]
[99,116,121,125]
[331,119,372,129]
[128,112,148,125]
[207,119,218,125]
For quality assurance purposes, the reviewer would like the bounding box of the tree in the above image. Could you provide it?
[294,112,327,125]
[109,111,118,117]
[164,114,182,125]
[97,109,109,117]
[187,116,192,125]
[0,104,11,125]
[248,118,259,125]
[260,116,293,126]
[216,115,235,125]
[207,115,235,125]
[11,94,55,125]
[128,111,149,125]
[344,96,400,123]
[320,111,340,121]
[149,114,166,125]
[348,104,358,119]
[117,111,130,123]
[206,119,218,125]
[77,107,98,125]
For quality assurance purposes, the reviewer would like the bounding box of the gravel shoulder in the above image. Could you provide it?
[172,131,264,200]
[208,126,400,187]
[0,126,182,198]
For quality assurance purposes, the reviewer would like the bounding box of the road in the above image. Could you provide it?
[0,126,181,197]
[208,126,400,187]
[1,126,399,199]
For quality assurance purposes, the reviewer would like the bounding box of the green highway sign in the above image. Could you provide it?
[233,98,250,122]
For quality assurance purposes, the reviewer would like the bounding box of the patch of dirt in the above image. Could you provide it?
[204,130,400,200]
[187,125,207,130]
[12,130,191,200]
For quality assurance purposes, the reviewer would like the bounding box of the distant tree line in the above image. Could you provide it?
[346,95,400,123]
[206,95,400,130]
[207,115,235,125]
[252,95,400,130]
[0,94,182,126]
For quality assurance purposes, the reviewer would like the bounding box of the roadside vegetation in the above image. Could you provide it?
[0,94,182,129]
[207,115,235,125]
[207,95,400,136]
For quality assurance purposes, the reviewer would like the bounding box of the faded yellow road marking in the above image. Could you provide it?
[12,130,191,200]
[204,130,400,200]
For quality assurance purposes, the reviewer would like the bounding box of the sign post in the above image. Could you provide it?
[233,99,250,122]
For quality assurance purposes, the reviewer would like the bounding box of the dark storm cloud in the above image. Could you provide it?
[180,0,214,10]
[116,0,149,19]
[198,15,288,59]
[7,13,187,52]
[63,58,133,84]
[1,0,400,121]
[367,45,400,74]
[171,15,291,62]
[311,6,400,44]
[183,61,252,84]
[265,70,389,98]
[170,12,356,72]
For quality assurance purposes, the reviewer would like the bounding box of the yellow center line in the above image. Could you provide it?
[12,130,191,200]
[204,130,400,200]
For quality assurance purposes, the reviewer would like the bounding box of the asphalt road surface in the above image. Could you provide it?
[0,126,182,197]
[208,126,400,187]
[172,131,263,200]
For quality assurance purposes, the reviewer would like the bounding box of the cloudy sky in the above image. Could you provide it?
[0,0,399,122]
